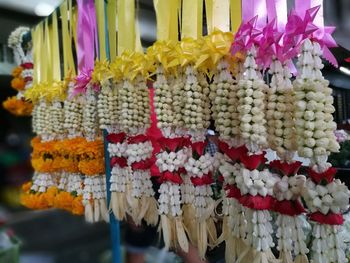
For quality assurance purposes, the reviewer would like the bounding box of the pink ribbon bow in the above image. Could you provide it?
[231,16,262,56]
[256,20,283,69]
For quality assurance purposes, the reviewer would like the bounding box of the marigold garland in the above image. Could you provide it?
[30,136,105,175]
[3,96,33,116]
[11,66,23,78]
[21,185,58,210]
[11,77,26,91]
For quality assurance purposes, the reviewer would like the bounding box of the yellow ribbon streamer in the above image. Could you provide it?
[181,0,203,39]
[169,0,180,41]
[71,5,78,50]
[42,20,51,83]
[51,11,61,81]
[230,0,241,32]
[32,24,42,84]
[205,0,213,34]
[118,0,135,55]
[60,0,76,77]
[135,15,143,53]
[96,0,107,60]
[214,0,230,32]
[207,0,230,33]
[153,0,168,41]
[107,0,117,60]
[154,0,179,41]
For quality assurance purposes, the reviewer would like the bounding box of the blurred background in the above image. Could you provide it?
[0,0,349,262]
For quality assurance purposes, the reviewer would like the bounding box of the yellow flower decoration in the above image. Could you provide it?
[92,60,113,85]
[109,57,124,82]
[147,41,178,74]
[24,81,67,103]
[176,38,201,68]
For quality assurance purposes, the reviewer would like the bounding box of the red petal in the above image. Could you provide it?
[225,184,242,199]
[131,157,155,170]
[273,199,305,216]
[157,137,184,152]
[190,173,213,186]
[106,132,126,143]
[158,171,183,184]
[309,212,344,225]
[239,195,274,210]
[270,160,302,176]
[191,141,208,155]
[240,152,266,170]
[110,157,128,168]
[127,134,148,144]
[307,166,337,184]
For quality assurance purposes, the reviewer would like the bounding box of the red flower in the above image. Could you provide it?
[128,134,148,144]
[239,152,267,170]
[345,57,350,63]
[226,145,248,161]
[273,199,305,216]
[157,137,188,152]
[218,141,229,153]
[218,142,248,161]
[239,195,274,210]
[20,62,33,69]
[110,156,127,168]
[190,173,213,186]
[106,132,126,144]
[309,212,344,225]
[150,163,161,177]
[225,184,242,199]
[158,171,183,184]
[131,157,155,170]
[269,160,302,176]
[192,141,208,156]
[307,166,337,184]
[217,175,224,183]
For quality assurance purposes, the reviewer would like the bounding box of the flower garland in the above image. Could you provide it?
[229,43,278,262]
[3,96,33,116]
[294,39,350,263]
[96,58,132,222]
[78,83,108,223]
[3,27,33,116]
[265,42,309,262]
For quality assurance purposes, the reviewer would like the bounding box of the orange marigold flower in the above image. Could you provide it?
[11,77,25,91]
[71,196,84,215]
[54,191,73,211]
[78,158,105,175]
[44,187,58,207]
[21,192,49,210]
[3,96,33,116]
[11,66,23,78]
[32,158,57,173]
[22,181,32,192]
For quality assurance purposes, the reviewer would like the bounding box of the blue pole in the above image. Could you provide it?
[102,1,121,263]
[103,130,122,263]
